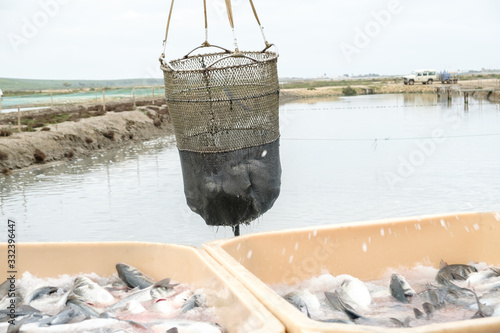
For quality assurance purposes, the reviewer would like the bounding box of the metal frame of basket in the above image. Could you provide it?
[159,0,279,153]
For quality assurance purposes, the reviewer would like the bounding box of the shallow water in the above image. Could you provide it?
[1,93,500,245]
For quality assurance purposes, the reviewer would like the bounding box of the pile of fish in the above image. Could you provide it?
[279,260,500,328]
[0,263,225,333]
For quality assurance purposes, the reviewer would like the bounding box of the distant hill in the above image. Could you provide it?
[0,77,164,92]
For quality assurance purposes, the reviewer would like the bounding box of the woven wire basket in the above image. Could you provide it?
[161,50,279,153]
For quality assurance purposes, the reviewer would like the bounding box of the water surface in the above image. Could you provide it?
[1,94,500,245]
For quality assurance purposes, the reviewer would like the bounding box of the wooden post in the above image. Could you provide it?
[95,90,98,101]
[50,92,53,106]
[17,105,21,132]
[132,88,136,108]
[152,87,155,105]
[0,96,2,113]
[102,90,106,111]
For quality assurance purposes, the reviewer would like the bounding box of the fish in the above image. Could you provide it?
[337,277,372,311]
[116,263,155,289]
[324,291,361,321]
[436,261,477,285]
[284,290,320,318]
[24,286,58,304]
[466,267,500,286]
[67,295,102,318]
[182,291,205,313]
[107,278,178,312]
[70,276,115,306]
[0,280,10,300]
[417,284,447,308]
[390,274,415,303]
[37,307,79,326]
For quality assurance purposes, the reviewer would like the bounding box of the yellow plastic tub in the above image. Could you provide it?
[0,242,284,333]
[204,212,500,333]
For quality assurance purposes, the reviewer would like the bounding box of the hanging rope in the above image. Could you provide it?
[203,0,209,46]
[161,0,273,58]
[224,0,240,52]
[161,0,176,59]
[248,0,271,50]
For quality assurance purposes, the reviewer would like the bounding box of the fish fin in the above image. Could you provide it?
[7,316,30,333]
[413,308,424,319]
[422,302,435,317]
[324,291,361,320]
[304,303,311,319]
[490,267,500,276]
[153,278,178,289]
[166,328,179,333]
[125,319,148,330]
[389,317,404,327]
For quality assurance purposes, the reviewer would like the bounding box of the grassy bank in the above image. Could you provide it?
[0,77,164,94]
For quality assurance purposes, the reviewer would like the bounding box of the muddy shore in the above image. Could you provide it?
[0,97,173,173]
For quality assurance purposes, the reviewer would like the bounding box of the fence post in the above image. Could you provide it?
[0,96,2,113]
[133,88,136,108]
[50,92,54,107]
[152,87,155,105]
[102,90,106,111]
[17,105,21,132]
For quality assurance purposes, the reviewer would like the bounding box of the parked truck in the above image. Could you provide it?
[438,71,458,84]
[403,69,438,85]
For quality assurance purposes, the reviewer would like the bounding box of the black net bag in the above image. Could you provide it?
[159,0,281,230]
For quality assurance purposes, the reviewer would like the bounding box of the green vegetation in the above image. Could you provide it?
[342,86,357,96]
[0,77,164,93]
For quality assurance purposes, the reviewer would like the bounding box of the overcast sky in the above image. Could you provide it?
[1,0,499,80]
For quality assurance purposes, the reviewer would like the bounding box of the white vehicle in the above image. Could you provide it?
[403,69,438,85]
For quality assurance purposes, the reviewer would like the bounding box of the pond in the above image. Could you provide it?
[1,93,500,245]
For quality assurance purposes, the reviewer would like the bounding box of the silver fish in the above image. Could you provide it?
[36,307,79,326]
[67,296,102,318]
[24,286,58,304]
[107,278,178,312]
[390,274,415,303]
[284,290,319,318]
[70,276,115,306]
[116,263,155,289]
[436,261,477,285]
[182,291,205,313]
[324,291,361,321]
[337,277,372,311]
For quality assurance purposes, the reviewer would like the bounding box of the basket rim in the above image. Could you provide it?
[160,50,278,74]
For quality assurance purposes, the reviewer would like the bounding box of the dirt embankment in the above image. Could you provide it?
[280,83,437,102]
[0,98,173,173]
[280,82,500,103]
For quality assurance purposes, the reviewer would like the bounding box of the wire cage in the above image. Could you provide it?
[161,50,279,153]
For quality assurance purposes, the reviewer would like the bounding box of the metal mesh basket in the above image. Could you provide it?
[161,50,279,153]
